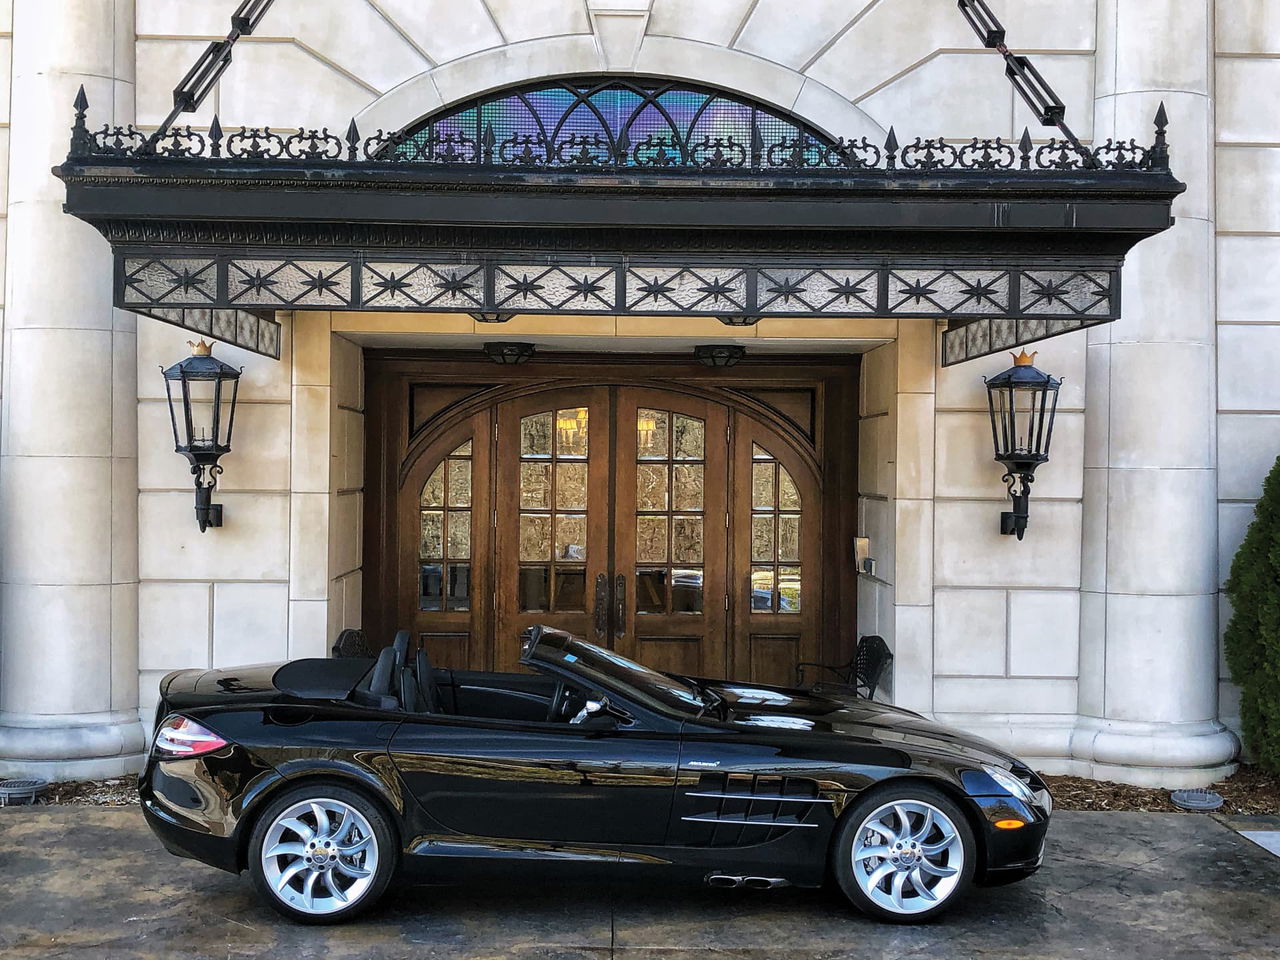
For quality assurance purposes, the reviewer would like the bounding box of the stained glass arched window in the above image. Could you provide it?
[391,76,853,170]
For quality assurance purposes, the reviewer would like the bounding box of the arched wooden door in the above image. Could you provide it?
[396,382,824,682]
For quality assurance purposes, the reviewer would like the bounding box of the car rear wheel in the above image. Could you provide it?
[248,783,395,924]
[832,783,976,923]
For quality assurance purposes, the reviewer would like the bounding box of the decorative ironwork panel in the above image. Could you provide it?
[494,265,616,312]
[757,268,878,314]
[361,262,484,309]
[134,306,281,359]
[886,269,1011,315]
[941,315,1109,366]
[227,259,351,307]
[624,267,747,312]
[66,78,1172,176]
[1018,270,1112,316]
[115,255,1120,322]
[115,253,1121,363]
[123,257,217,305]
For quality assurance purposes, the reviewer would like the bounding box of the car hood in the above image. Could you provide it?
[706,682,1018,768]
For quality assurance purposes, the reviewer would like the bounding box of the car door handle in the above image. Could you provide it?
[593,573,609,641]
[613,574,626,641]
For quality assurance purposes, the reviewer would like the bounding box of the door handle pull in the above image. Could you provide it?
[613,574,626,640]
[593,573,609,641]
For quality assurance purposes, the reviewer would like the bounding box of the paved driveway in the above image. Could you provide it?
[1,807,1278,959]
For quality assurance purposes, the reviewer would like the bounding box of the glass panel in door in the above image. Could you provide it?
[400,415,491,673]
[732,419,820,686]
[494,388,611,672]
[614,389,729,680]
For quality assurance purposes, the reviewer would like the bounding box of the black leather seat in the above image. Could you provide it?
[415,649,440,713]
[351,646,398,710]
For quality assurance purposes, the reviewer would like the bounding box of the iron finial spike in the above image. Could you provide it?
[1018,126,1033,169]
[345,118,360,161]
[209,114,223,158]
[1148,100,1170,170]
[69,84,93,157]
[884,125,899,171]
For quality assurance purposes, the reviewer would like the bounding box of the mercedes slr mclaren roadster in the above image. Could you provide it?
[141,626,1051,924]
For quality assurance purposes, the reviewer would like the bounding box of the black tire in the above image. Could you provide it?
[831,782,976,923]
[247,781,397,924]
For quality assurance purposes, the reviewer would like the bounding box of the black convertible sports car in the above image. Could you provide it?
[141,626,1051,924]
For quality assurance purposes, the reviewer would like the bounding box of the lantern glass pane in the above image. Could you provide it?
[185,382,220,451]
[222,377,240,448]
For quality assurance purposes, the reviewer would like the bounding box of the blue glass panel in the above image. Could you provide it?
[393,76,836,168]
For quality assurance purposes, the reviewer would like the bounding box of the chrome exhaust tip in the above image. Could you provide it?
[742,876,790,890]
[706,874,743,888]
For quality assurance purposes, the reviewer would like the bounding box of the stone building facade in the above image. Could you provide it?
[0,0,1273,787]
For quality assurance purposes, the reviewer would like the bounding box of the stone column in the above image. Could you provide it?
[1074,0,1236,786]
[0,0,143,778]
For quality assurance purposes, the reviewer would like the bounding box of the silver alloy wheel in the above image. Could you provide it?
[260,798,379,916]
[850,799,964,915]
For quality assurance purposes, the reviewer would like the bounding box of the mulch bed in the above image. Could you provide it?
[39,774,139,806]
[1043,764,1280,815]
[21,767,1280,815]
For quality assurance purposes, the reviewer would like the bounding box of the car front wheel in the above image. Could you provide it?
[832,783,976,923]
[247,782,396,924]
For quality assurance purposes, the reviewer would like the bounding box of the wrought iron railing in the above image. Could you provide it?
[66,88,1170,175]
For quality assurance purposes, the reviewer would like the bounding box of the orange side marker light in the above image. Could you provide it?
[993,819,1026,830]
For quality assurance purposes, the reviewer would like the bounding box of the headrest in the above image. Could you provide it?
[368,646,396,696]
[392,629,411,669]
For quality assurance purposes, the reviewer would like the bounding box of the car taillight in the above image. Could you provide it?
[153,715,229,758]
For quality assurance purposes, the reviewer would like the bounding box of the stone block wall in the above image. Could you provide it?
[1214,3,1280,735]
[135,313,363,731]
[930,337,1086,753]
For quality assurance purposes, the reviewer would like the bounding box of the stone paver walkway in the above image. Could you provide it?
[2,807,1279,959]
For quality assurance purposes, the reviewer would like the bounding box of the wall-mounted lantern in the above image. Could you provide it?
[162,340,242,533]
[984,349,1061,541]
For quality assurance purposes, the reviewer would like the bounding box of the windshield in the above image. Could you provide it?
[523,629,705,716]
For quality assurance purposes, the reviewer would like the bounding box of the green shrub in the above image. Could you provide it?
[1224,454,1280,772]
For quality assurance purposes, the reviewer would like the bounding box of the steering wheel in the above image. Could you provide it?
[546,681,570,722]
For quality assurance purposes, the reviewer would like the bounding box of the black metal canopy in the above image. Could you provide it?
[54,76,1183,364]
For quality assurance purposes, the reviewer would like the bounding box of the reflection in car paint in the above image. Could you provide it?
[736,716,816,730]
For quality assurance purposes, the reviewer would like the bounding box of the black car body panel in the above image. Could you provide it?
[141,628,1050,894]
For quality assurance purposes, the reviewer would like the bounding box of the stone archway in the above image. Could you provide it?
[354,36,888,144]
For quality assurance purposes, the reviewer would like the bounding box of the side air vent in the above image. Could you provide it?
[678,773,832,847]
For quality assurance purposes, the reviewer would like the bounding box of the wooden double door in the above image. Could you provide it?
[366,359,856,686]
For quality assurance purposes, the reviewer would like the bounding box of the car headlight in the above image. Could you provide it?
[981,764,1037,804]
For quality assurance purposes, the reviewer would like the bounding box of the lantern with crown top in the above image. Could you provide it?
[162,339,242,532]
[984,350,1061,540]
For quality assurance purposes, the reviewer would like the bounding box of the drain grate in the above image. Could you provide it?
[0,778,49,806]
[1170,787,1224,811]
[0,778,49,805]
[0,778,49,808]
